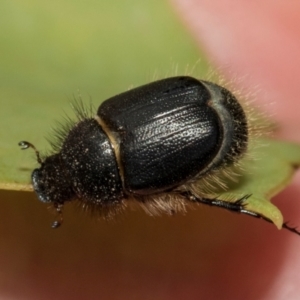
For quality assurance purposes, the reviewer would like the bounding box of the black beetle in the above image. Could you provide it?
[19,76,300,234]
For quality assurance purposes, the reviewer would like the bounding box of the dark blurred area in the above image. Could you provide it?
[0,189,295,300]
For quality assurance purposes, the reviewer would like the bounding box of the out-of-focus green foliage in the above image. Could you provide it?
[0,0,208,186]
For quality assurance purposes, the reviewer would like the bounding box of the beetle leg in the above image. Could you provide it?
[51,203,64,229]
[180,191,300,236]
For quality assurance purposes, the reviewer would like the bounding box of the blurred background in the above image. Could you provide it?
[1,1,300,300]
[0,0,209,185]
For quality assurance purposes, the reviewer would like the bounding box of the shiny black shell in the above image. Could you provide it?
[31,76,248,206]
[98,76,247,195]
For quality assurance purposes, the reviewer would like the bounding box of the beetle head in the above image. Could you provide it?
[31,154,75,204]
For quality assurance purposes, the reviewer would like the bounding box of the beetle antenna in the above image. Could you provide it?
[51,203,64,229]
[181,191,300,236]
[18,141,43,165]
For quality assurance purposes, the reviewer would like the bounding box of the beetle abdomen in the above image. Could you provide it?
[98,76,246,195]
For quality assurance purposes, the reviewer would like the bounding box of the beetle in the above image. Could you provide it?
[19,76,300,234]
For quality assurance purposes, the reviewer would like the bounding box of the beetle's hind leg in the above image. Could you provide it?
[179,191,300,236]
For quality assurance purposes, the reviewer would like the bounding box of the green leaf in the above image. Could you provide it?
[219,139,300,229]
[1,1,299,232]
[0,0,209,189]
